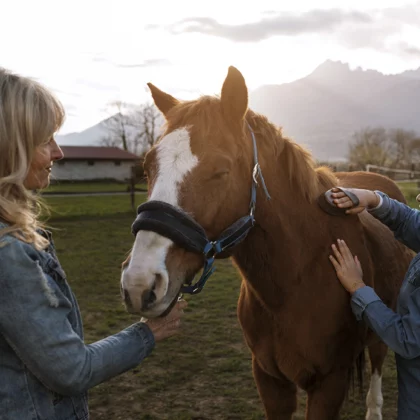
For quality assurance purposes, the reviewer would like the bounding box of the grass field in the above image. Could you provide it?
[45,194,145,219]
[42,185,419,420]
[396,181,419,203]
[45,181,147,194]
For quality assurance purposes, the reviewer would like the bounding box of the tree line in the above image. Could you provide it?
[100,100,163,156]
[348,127,420,170]
[101,101,420,175]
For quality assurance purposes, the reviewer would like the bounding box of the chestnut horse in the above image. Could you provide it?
[121,67,413,419]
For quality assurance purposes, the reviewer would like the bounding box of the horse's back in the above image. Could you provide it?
[335,171,406,203]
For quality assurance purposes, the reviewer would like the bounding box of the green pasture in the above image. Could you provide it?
[396,181,419,203]
[45,194,145,219]
[45,181,147,194]
[42,182,419,419]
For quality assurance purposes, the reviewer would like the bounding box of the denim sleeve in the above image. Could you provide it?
[0,239,155,396]
[368,190,420,252]
[351,286,420,359]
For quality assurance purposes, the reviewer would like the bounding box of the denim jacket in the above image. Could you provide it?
[350,191,420,420]
[0,222,155,420]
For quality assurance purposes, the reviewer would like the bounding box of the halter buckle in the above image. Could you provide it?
[202,241,222,258]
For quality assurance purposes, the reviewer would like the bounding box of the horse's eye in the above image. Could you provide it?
[210,170,229,181]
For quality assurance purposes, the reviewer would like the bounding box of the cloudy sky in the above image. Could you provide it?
[2,0,420,134]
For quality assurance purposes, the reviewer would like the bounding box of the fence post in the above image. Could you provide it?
[130,166,136,212]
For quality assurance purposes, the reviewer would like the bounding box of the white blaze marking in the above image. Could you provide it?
[150,128,199,206]
[365,370,383,420]
[122,128,199,307]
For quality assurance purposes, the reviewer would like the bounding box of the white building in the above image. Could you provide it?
[51,146,140,182]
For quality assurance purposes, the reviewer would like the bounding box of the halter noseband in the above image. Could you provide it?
[131,123,271,294]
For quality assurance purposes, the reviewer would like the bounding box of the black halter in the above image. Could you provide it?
[131,123,271,294]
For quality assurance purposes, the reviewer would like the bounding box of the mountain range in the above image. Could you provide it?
[57,60,420,161]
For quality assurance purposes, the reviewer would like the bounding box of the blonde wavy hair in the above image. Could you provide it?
[0,68,65,250]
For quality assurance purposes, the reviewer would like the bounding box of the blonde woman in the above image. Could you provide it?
[0,68,187,420]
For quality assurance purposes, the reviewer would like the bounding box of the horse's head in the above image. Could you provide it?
[121,67,258,317]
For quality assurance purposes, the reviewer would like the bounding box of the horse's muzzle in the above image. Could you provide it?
[121,287,135,312]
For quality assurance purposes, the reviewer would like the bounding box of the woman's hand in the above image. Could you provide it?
[142,299,188,342]
[330,188,380,214]
[329,239,366,294]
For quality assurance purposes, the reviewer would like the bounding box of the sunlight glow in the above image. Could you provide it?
[1,0,419,133]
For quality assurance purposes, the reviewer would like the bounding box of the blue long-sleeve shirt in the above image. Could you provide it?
[0,223,155,419]
[351,191,420,419]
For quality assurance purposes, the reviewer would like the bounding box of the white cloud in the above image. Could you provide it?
[1,0,419,134]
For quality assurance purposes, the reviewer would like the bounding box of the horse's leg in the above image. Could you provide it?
[252,356,297,420]
[305,369,349,420]
[365,342,387,420]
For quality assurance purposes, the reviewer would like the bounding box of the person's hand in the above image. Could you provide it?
[329,239,366,294]
[142,299,188,342]
[330,188,380,214]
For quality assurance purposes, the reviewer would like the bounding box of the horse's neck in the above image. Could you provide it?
[233,201,323,307]
[257,139,328,228]
[233,136,335,303]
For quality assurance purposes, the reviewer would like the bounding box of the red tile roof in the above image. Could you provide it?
[60,146,140,161]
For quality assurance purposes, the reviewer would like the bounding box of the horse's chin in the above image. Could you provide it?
[157,290,182,318]
[134,270,196,318]
[149,270,197,318]
[135,287,182,319]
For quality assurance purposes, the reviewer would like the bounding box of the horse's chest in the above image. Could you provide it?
[237,287,357,389]
[239,317,320,389]
[238,296,315,381]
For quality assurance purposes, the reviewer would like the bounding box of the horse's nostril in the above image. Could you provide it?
[142,289,157,309]
[122,288,133,309]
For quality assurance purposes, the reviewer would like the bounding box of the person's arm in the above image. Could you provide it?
[368,191,420,252]
[0,239,155,396]
[351,285,420,359]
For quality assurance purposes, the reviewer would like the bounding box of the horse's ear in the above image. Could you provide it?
[220,66,248,123]
[147,83,179,116]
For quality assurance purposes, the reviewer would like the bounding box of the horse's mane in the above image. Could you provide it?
[165,96,338,202]
[246,109,338,202]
